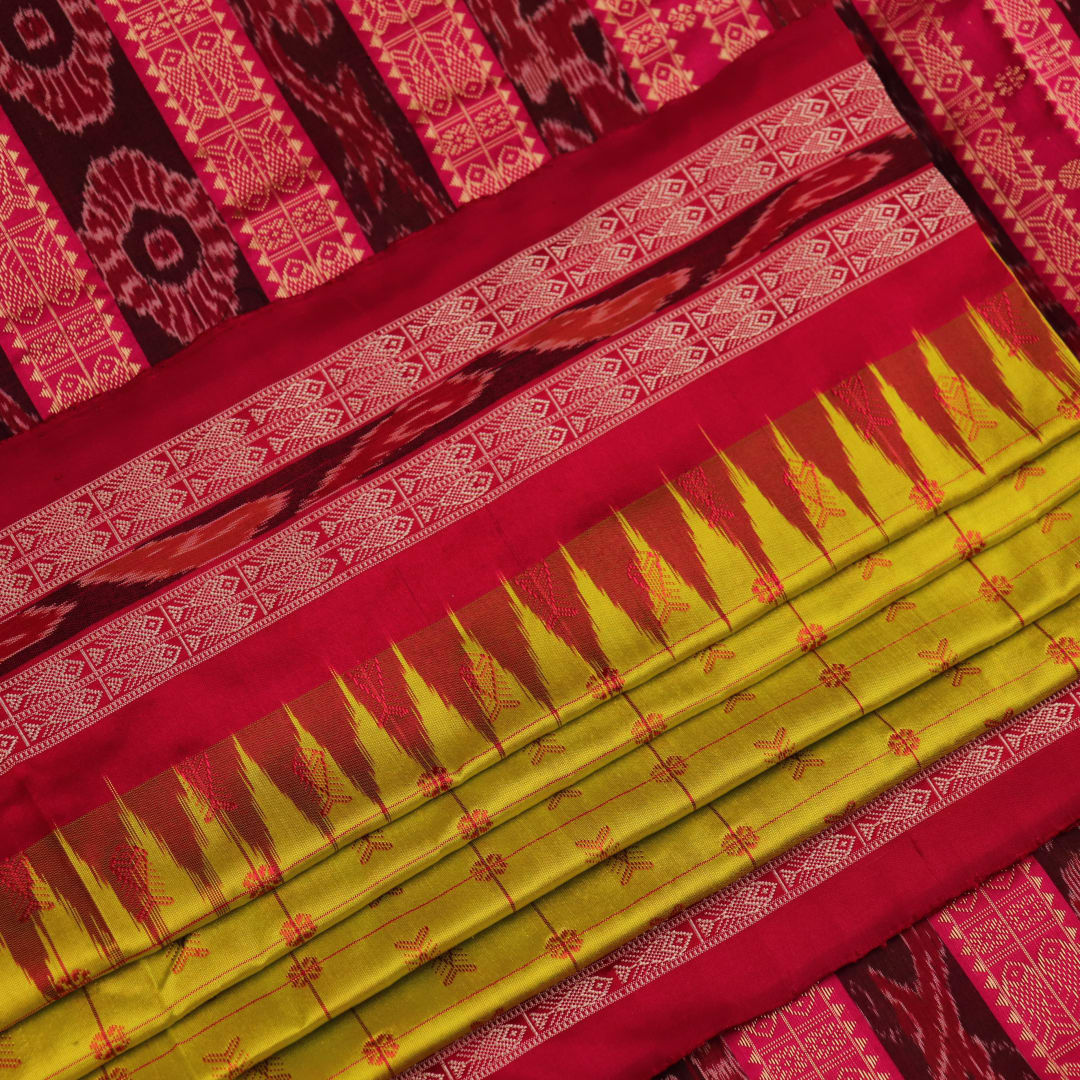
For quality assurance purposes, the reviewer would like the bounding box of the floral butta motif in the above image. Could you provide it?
[9,441,1080,1078]
[413,681,1080,1080]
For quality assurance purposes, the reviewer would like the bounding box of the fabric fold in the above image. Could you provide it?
[5,276,1079,1078]
[14,405,1080,1080]
[2,268,1073,1031]
[4,6,1080,1080]
[225,595,1080,1080]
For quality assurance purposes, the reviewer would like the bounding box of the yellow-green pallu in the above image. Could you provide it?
[4,300,1080,1080]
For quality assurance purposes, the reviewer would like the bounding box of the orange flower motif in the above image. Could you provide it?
[456,809,491,840]
[987,707,1015,729]
[978,575,1013,603]
[953,530,984,560]
[417,767,452,799]
[909,479,944,511]
[362,1033,398,1066]
[545,928,584,960]
[469,853,508,882]
[797,624,827,651]
[818,662,851,688]
[631,712,666,744]
[586,666,624,700]
[286,956,322,988]
[751,573,784,604]
[280,914,317,947]
[1058,393,1080,421]
[720,825,759,857]
[888,729,920,757]
[1048,637,1080,665]
[90,1026,129,1061]
[649,754,688,781]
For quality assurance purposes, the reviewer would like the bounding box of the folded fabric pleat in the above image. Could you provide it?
[4,282,1079,1080]
[234,596,1080,1080]
[2,281,1073,1036]
[15,394,1080,1080]
[2,316,1075,1077]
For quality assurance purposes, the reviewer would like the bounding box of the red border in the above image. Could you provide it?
[0,1,1003,854]
[0,223,997,859]
[484,708,1080,1079]
[0,5,854,525]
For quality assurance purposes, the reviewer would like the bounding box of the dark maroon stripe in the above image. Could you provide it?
[227,0,454,252]
[1055,0,1080,33]
[838,921,1038,1080]
[466,0,645,155]
[0,0,266,362]
[1035,819,1080,914]
[0,350,39,439]
[0,129,927,678]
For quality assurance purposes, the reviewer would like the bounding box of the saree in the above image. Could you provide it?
[2,2,1080,1078]
[659,801,1080,1079]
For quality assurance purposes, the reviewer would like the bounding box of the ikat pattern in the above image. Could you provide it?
[588,0,771,108]
[0,60,905,625]
[227,0,453,251]
[100,0,371,298]
[0,0,267,365]
[0,115,145,415]
[0,0,778,427]
[466,0,648,152]
[662,825,1080,1080]
[851,0,1080,320]
[9,554,1080,1078]
[2,266,1079,1076]
[342,0,549,203]
[0,162,975,773]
